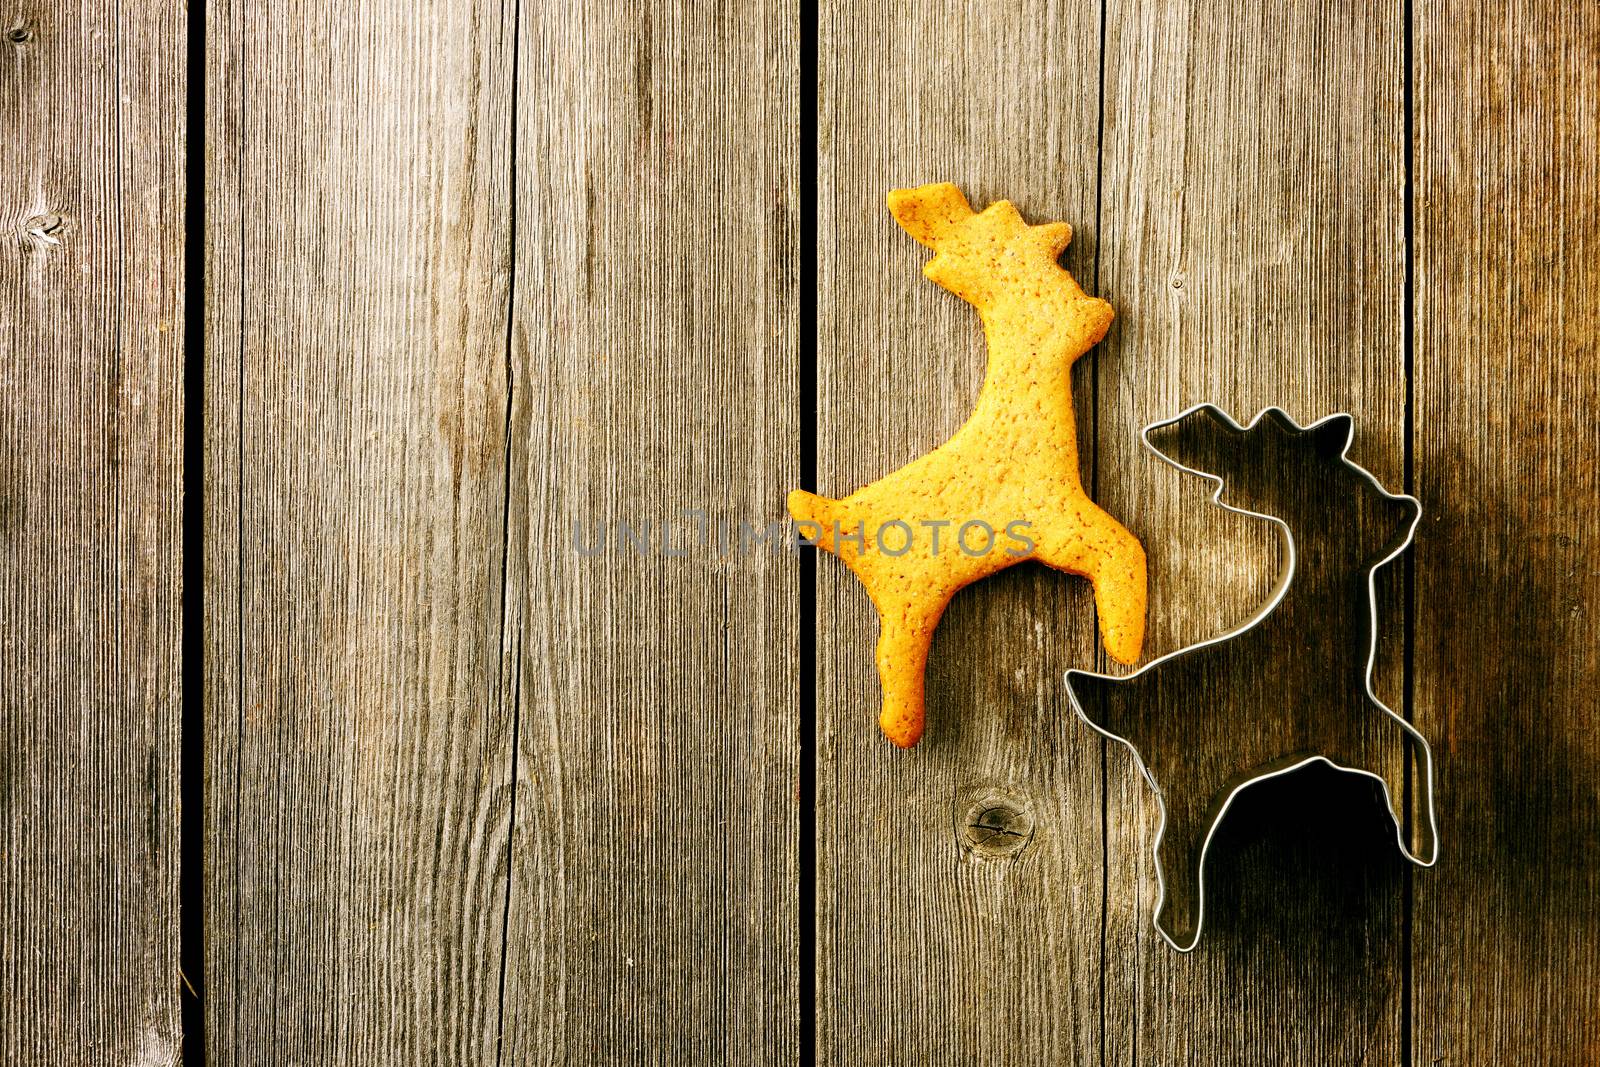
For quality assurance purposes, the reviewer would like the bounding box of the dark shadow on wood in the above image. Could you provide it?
[1417,444,1600,1001]
[1158,764,1409,1060]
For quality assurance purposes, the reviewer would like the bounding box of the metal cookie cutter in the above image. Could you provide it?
[1065,404,1439,952]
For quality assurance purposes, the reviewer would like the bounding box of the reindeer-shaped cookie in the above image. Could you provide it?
[791,183,1146,748]
[1066,405,1439,950]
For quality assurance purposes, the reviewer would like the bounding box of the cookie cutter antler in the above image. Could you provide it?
[1065,404,1440,952]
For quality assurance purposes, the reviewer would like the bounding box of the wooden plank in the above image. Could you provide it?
[209,0,799,1061]
[815,4,1111,1061]
[1412,3,1600,1061]
[1096,1,1413,1061]
[493,2,799,1060]
[204,0,520,1060]
[0,0,183,1060]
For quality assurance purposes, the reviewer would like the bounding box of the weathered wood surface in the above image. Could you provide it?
[493,1,798,1061]
[204,0,520,1058]
[815,3,1111,1062]
[0,1,184,1062]
[178,0,1599,1062]
[1095,1,1415,1063]
[1412,2,1600,1063]
[204,0,796,1062]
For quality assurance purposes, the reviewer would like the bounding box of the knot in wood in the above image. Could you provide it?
[959,794,1034,860]
[24,214,64,245]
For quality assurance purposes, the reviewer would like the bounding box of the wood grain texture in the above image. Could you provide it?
[815,4,1111,1062]
[1412,2,1600,1062]
[0,1,183,1062]
[204,0,520,1060]
[206,0,797,1062]
[493,0,799,1060]
[194,2,1600,1062]
[1096,0,1414,1061]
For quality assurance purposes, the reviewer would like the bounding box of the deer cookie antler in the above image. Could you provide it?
[791,182,1147,748]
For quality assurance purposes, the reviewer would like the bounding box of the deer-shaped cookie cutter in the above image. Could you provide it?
[1065,404,1440,951]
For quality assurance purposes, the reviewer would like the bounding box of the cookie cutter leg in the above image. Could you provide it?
[1152,791,1211,947]
[1332,697,1441,867]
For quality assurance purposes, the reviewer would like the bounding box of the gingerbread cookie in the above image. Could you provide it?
[791,182,1146,748]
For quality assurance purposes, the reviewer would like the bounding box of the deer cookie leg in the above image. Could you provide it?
[1087,518,1147,665]
[1036,510,1147,665]
[873,598,945,748]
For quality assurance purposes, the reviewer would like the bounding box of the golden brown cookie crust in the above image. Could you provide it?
[792,182,1146,748]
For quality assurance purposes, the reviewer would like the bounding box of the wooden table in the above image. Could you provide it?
[3,1,1597,1062]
